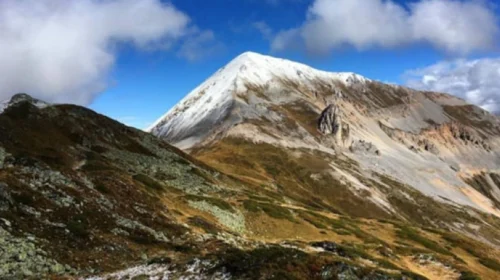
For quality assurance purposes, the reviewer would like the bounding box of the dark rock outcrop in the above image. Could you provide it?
[318,104,341,135]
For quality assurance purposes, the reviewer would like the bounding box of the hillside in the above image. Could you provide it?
[3,94,499,279]
[150,52,500,222]
[147,52,500,278]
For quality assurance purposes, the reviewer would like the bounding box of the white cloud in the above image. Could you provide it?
[410,0,499,54]
[253,21,273,39]
[271,28,302,51]
[272,0,499,54]
[0,0,196,105]
[177,30,224,62]
[404,58,500,113]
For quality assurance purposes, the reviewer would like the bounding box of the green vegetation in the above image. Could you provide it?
[209,245,400,280]
[478,258,500,272]
[210,246,308,279]
[133,173,165,191]
[340,243,372,259]
[297,211,328,229]
[373,258,400,270]
[243,200,295,222]
[441,231,500,271]
[396,225,451,256]
[195,138,390,219]
[459,271,481,280]
[188,216,219,234]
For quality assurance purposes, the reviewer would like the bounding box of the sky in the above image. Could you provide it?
[0,0,499,129]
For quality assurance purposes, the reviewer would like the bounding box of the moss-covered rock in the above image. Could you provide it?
[188,200,245,234]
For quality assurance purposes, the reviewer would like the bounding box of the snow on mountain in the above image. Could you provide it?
[148,52,368,148]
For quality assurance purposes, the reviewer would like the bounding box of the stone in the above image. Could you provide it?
[0,183,13,211]
[318,104,341,135]
[0,219,11,227]
[22,268,33,276]
[16,252,27,261]
[50,263,65,274]
[349,140,380,156]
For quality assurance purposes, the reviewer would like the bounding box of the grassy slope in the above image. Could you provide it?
[192,137,500,279]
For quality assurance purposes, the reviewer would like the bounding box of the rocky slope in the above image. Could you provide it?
[5,94,500,279]
[149,52,500,220]
[148,52,500,277]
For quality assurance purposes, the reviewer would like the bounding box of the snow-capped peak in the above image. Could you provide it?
[226,51,369,86]
[148,52,371,148]
[148,52,369,132]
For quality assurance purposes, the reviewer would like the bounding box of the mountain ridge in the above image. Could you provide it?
[148,51,372,149]
[150,51,500,242]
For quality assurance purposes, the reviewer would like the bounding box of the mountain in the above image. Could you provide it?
[5,93,496,279]
[150,51,500,218]
[148,52,369,150]
[148,52,500,277]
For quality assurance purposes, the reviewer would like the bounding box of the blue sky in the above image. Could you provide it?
[89,0,453,128]
[0,0,499,128]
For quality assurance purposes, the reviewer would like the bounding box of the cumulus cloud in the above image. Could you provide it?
[272,0,499,54]
[0,0,198,105]
[404,58,500,113]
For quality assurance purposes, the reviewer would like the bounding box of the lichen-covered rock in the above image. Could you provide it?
[0,227,73,278]
[188,200,245,234]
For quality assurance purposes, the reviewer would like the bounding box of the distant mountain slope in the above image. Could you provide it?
[150,52,500,245]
